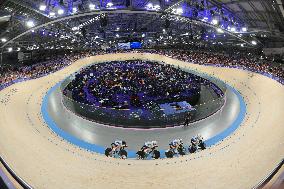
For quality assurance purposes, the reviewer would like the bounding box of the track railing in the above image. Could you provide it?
[252,158,284,189]
[0,156,33,189]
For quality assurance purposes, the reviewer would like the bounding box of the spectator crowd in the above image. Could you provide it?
[153,49,284,84]
[63,60,204,108]
[0,48,283,91]
[0,52,91,88]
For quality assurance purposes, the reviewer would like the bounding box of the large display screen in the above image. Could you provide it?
[130,42,142,49]
[118,42,130,49]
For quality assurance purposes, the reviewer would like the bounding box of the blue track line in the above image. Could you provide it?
[41,80,246,159]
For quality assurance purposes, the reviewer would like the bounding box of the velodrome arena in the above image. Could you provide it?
[0,0,284,189]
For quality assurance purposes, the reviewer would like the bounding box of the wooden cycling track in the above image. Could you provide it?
[0,53,283,189]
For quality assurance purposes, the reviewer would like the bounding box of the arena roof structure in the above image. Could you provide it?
[0,0,284,52]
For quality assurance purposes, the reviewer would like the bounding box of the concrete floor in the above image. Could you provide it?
[0,53,283,189]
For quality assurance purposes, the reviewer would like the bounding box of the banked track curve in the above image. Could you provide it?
[0,53,283,189]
